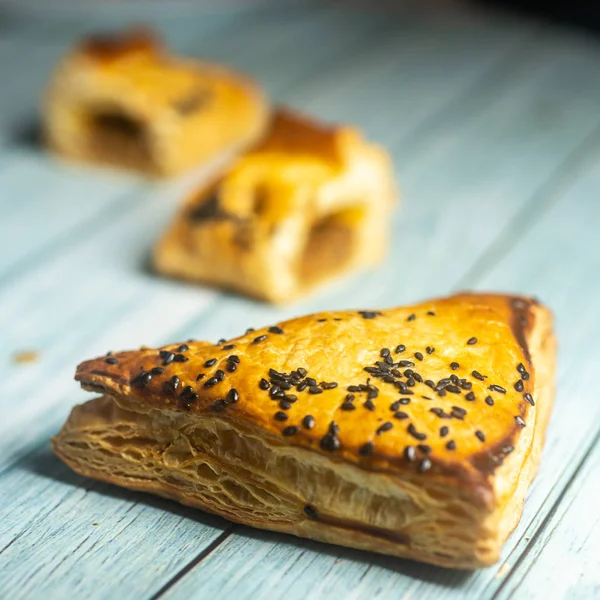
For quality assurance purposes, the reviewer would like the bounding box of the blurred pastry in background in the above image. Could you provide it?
[153,109,397,303]
[43,28,270,177]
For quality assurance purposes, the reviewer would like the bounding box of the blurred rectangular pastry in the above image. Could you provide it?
[153,109,397,302]
[52,293,555,568]
[43,28,270,176]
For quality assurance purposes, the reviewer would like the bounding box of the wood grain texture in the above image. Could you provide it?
[0,2,599,599]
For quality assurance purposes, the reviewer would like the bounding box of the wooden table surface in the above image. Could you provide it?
[1,2,599,598]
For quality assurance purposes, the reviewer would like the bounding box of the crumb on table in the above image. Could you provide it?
[12,350,39,364]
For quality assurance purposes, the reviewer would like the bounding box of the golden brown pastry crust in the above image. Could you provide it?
[52,293,555,568]
[43,28,270,176]
[152,109,397,302]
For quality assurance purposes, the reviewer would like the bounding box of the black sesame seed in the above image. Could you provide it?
[450,362,459,371]
[394,411,409,420]
[425,379,435,389]
[320,433,340,452]
[417,444,432,454]
[214,369,225,382]
[446,384,461,394]
[489,384,507,394]
[407,314,416,322]
[270,386,284,399]
[297,381,308,392]
[514,380,524,392]
[140,372,152,387]
[460,379,472,390]
[345,394,355,402]
[341,401,356,411]
[217,339,226,345]
[415,352,424,361]
[395,344,406,354]
[259,378,270,390]
[305,377,317,386]
[467,337,478,345]
[475,430,486,442]
[503,445,515,454]
[204,358,217,368]
[162,352,175,366]
[398,360,415,368]
[321,382,338,390]
[317,318,327,322]
[377,422,393,435]
[521,371,530,381]
[382,375,396,384]
[359,442,374,456]
[304,505,318,519]
[440,426,449,437]
[274,411,288,422]
[283,426,299,436]
[302,415,315,429]
[173,353,188,363]
[105,357,118,365]
[227,362,237,373]
[408,423,427,441]
[170,376,180,389]
[158,350,170,358]
[245,328,255,334]
[381,348,390,358]
[446,440,456,450]
[390,400,401,411]
[427,311,436,316]
[268,326,284,334]
[177,344,189,352]
[227,389,239,404]
[228,355,240,364]
[363,399,376,411]
[358,310,381,319]
[426,346,435,355]
[309,386,323,395]
[399,397,411,405]
[297,368,308,377]
[472,370,486,381]
[204,377,219,388]
[418,459,432,473]
[150,367,164,375]
[180,385,194,398]
[515,416,526,427]
[284,394,298,402]
[211,399,227,412]
[404,446,416,461]
[223,344,236,350]
[465,392,476,401]
[524,393,535,406]
[485,395,494,406]
[253,335,268,344]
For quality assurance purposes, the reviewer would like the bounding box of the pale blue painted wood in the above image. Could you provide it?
[0,4,599,599]
[495,439,600,600]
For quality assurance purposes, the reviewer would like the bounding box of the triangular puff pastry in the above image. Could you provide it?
[153,109,396,302]
[53,293,555,569]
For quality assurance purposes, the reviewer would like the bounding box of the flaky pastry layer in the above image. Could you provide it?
[53,293,555,568]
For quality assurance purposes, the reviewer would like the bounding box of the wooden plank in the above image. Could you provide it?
[495,436,600,600]
[1,8,599,600]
